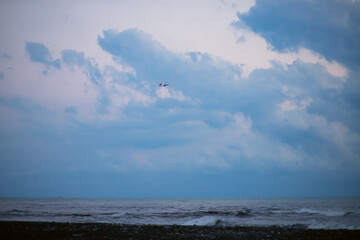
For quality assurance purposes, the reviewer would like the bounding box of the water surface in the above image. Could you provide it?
[0,198,359,229]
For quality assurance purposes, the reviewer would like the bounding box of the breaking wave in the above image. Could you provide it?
[182,216,223,226]
[236,209,252,217]
[7,209,28,215]
[296,208,352,217]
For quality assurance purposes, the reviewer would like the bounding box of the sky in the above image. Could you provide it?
[0,0,359,198]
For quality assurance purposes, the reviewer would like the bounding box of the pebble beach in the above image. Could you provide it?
[1,221,360,240]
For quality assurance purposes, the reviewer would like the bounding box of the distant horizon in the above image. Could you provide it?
[2,196,360,200]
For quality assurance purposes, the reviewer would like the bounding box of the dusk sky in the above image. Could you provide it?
[1,0,360,198]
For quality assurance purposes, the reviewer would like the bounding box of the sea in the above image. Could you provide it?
[0,198,359,230]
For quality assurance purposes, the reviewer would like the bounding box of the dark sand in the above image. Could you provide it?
[1,221,359,240]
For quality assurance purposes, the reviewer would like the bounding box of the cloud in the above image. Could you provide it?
[61,49,86,66]
[61,49,102,86]
[236,0,360,69]
[1,22,360,197]
[98,29,242,110]
[2,53,11,60]
[65,106,77,114]
[1,0,360,198]
[98,29,180,83]
[95,28,360,171]
[25,42,61,69]
[1,28,358,174]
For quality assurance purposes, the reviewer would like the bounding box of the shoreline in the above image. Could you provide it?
[1,221,360,240]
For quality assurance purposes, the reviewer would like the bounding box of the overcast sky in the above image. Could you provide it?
[0,0,359,198]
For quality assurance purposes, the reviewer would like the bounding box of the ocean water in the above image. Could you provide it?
[0,198,359,230]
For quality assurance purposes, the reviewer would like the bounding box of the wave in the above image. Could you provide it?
[109,212,127,218]
[97,212,118,216]
[236,209,252,217]
[10,209,27,215]
[203,210,225,215]
[10,209,24,213]
[71,213,92,217]
[191,208,252,217]
[182,216,223,226]
[35,212,93,218]
[296,208,352,217]
[0,209,30,216]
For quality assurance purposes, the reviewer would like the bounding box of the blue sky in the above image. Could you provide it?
[0,0,359,198]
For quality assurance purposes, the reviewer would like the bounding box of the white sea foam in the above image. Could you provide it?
[296,208,349,217]
[182,216,221,226]
[110,212,127,217]
[95,220,111,223]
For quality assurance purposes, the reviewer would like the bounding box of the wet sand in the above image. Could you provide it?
[1,221,359,240]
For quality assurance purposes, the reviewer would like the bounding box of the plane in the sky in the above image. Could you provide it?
[159,82,168,87]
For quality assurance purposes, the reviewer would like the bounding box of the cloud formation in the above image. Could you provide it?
[237,0,360,69]
[1,27,358,174]
[0,0,359,197]
[96,29,360,171]
[25,42,61,69]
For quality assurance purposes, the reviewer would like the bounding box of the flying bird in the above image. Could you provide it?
[159,82,168,87]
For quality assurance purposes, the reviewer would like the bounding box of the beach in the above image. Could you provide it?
[1,221,360,240]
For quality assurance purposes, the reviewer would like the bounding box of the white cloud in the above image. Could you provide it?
[295,48,348,78]
[0,45,155,126]
[0,0,358,174]
[278,98,313,112]
[0,0,347,80]
[155,87,188,101]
